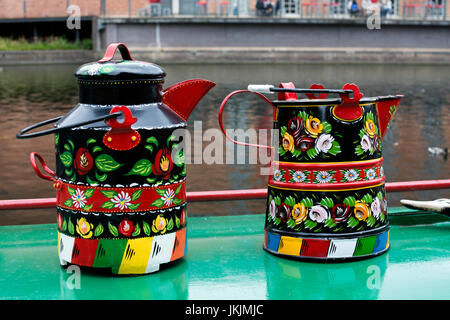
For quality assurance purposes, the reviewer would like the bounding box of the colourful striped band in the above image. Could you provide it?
[55,180,186,213]
[264,229,389,260]
[58,227,187,275]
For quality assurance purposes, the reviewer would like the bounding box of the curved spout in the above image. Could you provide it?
[377,95,403,141]
[162,79,215,122]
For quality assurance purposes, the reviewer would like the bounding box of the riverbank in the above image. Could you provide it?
[1,46,450,65]
[1,16,449,64]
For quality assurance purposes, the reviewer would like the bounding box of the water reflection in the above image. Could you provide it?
[0,63,448,225]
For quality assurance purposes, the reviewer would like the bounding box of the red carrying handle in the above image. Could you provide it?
[30,152,56,183]
[218,90,276,149]
[98,43,134,63]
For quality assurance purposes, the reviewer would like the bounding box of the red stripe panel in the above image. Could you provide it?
[71,238,99,267]
[273,158,383,170]
[56,180,186,213]
[269,177,385,190]
[300,239,330,258]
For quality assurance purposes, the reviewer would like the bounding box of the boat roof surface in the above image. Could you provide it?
[0,208,449,300]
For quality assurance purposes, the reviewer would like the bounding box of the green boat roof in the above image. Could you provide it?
[0,207,449,300]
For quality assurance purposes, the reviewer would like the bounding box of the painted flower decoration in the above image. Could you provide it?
[309,205,329,223]
[361,135,372,152]
[315,134,334,153]
[71,188,87,209]
[366,168,376,180]
[57,213,63,229]
[291,203,308,224]
[111,191,132,210]
[87,64,102,76]
[305,116,323,138]
[380,166,384,177]
[118,219,135,237]
[344,169,359,182]
[282,132,295,152]
[365,119,377,138]
[76,217,93,239]
[269,199,278,220]
[315,171,333,184]
[292,171,306,183]
[354,201,371,221]
[331,203,351,223]
[371,198,381,219]
[287,116,304,136]
[180,209,187,226]
[277,203,291,223]
[152,215,168,234]
[152,148,174,180]
[273,170,284,182]
[161,188,175,206]
[74,148,94,176]
[295,135,315,151]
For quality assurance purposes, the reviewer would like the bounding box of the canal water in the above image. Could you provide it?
[0,63,449,225]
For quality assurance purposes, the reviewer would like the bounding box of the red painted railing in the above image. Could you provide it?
[0,179,449,210]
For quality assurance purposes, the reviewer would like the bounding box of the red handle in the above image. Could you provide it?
[333,83,364,121]
[30,152,56,183]
[218,90,276,149]
[98,43,134,63]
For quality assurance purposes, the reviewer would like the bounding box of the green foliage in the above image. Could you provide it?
[0,36,92,51]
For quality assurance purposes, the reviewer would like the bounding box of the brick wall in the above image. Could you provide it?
[0,0,447,18]
[0,0,149,18]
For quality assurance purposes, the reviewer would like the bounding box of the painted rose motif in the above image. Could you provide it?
[153,148,173,180]
[309,205,329,223]
[71,188,87,209]
[305,116,323,138]
[57,213,63,229]
[111,191,132,210]
[354,201,371,221]
[360,135,372,152]
[118,219,135,237]
[180,209,187,226]
[152,215,168,234]
[315,134,334,153]
[296,135,315,151]
[76,217,93,239]
[74,148,94,176]
[291,203,308,224]
[365,119,377,138]
[331,203,351,223]
[277,203,291,223]
[269,199,278,220]
[287,116,304,136]
[282,132,295,152]
[371,198,381,218]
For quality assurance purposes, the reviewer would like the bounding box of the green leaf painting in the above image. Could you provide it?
[95,154,123,172]
[125,159,152,176]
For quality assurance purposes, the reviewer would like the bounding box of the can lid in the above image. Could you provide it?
[75,43,166,81]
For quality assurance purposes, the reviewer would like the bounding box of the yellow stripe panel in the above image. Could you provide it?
[278,236,302,256]
[118,237,153,275]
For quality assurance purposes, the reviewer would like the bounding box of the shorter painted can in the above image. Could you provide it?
[17,43,215,274]
[219,82,402,261]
